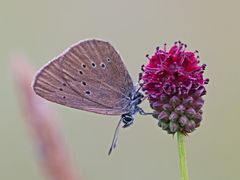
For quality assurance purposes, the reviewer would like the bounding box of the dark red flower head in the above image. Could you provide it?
[141,42,209,134]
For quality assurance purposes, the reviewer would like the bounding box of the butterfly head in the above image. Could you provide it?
[121,114,134,128]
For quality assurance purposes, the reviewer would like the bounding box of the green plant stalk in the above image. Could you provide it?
[177,132,189,180]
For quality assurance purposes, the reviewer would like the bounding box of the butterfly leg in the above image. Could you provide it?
[138,107,154,115]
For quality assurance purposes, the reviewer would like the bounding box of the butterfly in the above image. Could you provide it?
[32,39,150,154]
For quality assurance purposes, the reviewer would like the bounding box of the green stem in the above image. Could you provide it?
[177,132,189,180]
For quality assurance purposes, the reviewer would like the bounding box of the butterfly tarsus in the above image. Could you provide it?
[138,107,154,116]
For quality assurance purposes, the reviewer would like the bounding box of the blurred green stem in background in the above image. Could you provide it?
[177,132,189,180]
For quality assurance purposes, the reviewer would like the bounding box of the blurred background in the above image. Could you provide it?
[1,0,239,179]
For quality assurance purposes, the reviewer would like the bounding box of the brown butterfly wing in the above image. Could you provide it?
[33,39,134,115]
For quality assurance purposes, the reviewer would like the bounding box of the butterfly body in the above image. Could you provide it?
[121,90,144,127]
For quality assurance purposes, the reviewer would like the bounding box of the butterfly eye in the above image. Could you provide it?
[59,88,63,91]
[82,81,86,86]
[82,64,86,68]
[107,58,111,62]
[79,70,83,75]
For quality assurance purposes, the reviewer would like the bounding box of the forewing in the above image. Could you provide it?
[33,39,134,115]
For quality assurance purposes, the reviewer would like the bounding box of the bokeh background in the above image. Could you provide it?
[1,0,239,179]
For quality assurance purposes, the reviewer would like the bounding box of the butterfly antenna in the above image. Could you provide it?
[142,96,148,102]
[135,83,144,94]
[108,118,122,155]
